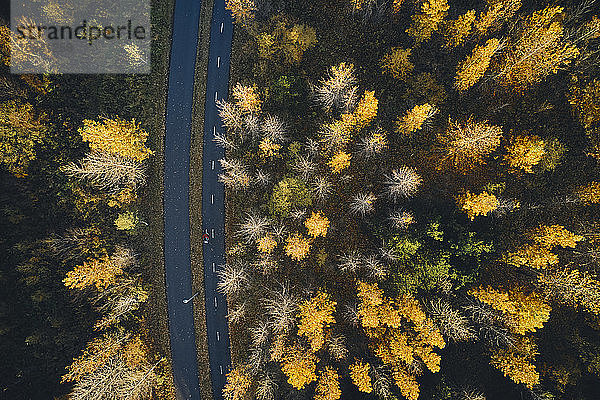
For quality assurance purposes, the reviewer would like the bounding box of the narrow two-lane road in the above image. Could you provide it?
[163,0,233,398]
[163,0,203,397]
[201,1,233,398]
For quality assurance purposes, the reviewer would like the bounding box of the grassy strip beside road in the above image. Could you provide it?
[190,0,215,398]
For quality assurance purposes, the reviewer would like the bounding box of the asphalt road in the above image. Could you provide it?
[200,1,234,399]
[164,0,233,399]
[163,0,202,398]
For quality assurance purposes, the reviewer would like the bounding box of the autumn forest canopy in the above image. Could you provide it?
[219,0,600,399]
[1,0,600,399]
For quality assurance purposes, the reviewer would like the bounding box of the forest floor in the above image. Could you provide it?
[137,0,176,397]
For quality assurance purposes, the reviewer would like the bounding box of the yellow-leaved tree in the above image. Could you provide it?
[437,117,503,172]
[506,224,583,270]
[396,104,437,135]
[223,365,252,400]
[457,191,499,220]
[442,10,476,48]
[63,254,124,291]
[470,286,551,335]
[314,367,342,400]
[381,47,414,80]
[357,281,445,400]
[257,235,277,254]
[474,0,522,37]
[493,6,579,92]
[575,181,600,204]
[455,38,501,92]
[0,100,48,177]
[504,135,546,173]
[280,342,318,389]
[297,291,337,352]
[490,336,540,388]
[79,117,153,161]
[349,361,373,393]
[62,332,126,383]
[225,0,256,27]
[406,0,449,44]
[320,90,378,152]
[328,151,352,173]
[285,233,312,261]
[305,212,330,238]
[232,83,262,115]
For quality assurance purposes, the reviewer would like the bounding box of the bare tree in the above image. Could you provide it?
[217,99,244,132]
[111,246,139,271]
[252,256,279,275]
[327,334,348,360]
[256,372,278,400]
[492,197,520,216]
[244,113,261,139]
[379,244,401,263]
[227,302,247,324]
[389,210,415,229]
[304,139,321,156]
[312,62,358,113]
[217,263,249,297]
[213,132,237,151]
[462,299,516,348]
[270,224,287,242]
[293,155,317,180]
[219,158,251,190]
[46,227,100,261]
[289,208,307,221]
[460,389,487,400]
[93,276,147,330]
[263,285,297,334]
[350,192,376,216]
[312,176,332,201]
[339,251,362,274]
[62,150,146,193]
[371,365,393,400]
[254,170,271,186]
[362,254,388,280]
[358,127,387,159]
[261,115,287,143]
[69,355,155,400]
[428,299,476,343]
[237,212,270,243]
[251,320,271,350]
[384,167,422,201]
[342,303,360,327]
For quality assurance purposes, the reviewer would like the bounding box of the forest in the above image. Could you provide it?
[218,0,600,399]
[0,1,176,398]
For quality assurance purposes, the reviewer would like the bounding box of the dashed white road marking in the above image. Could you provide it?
[211,194,214,204]
[212,262,215,272]
[214,91,218,102]
[214,297,218,308]
[220,22,223,33]
[211,229,215,238]
[216,331,220,341]
[217,56,220,68]
[213,126,216,135]
[211,160,215,170]
[219,365,223,375]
